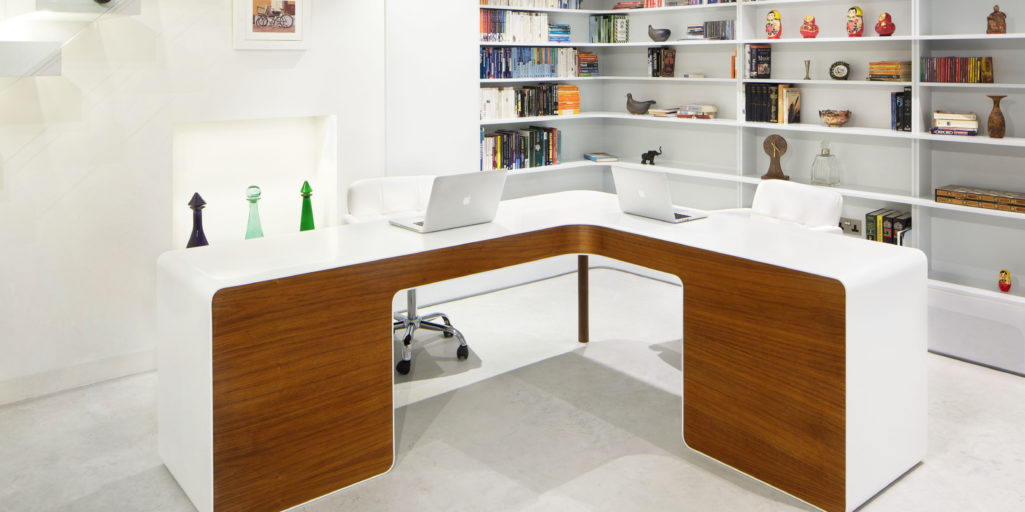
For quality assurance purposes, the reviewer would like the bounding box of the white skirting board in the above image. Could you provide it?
[0,349,155,406]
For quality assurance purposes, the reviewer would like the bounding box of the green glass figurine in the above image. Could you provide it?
[245,185,264,240]
[186,192,209,248]
[300,180,315,231]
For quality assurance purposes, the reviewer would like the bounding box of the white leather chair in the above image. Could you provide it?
[719,180,844,234]
[344,176,469,375]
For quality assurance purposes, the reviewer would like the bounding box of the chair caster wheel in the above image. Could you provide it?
[402,334,412,345]
[396,360,411,375]
[456,345,469,360]
[443,331,454,338]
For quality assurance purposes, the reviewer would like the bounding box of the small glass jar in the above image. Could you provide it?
[810,141,841,186]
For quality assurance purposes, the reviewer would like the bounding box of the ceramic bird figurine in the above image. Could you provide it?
[626,93,656,115]
[800,15,819,38]
[875,12,895,36]
[766,10,782,39]
[847,6,864,37]
[648,25,671,42]
[999,269,1012,292]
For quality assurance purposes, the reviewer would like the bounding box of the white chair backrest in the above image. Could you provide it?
[345,175,434,222]
[750,180,844,230]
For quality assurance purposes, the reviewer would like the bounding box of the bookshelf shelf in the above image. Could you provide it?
[482,76,738,84]
[743,121,914,139]
[482,112,738,127]
[743,36,914,44]
[739,0,843,7]
[919,82,1025,90]
[743,79,912,87]
[917,133,1025,148]
[481,40,737,47]
[478,5,736,15]
[918,33,1025,41]
[929,279,1025,305]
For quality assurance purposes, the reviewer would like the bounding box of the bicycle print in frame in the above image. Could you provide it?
[233,0,310,50]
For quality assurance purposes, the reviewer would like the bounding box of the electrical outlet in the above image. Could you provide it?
[839,217,862,236]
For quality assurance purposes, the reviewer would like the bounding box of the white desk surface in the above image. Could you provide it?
[158,190,925,299]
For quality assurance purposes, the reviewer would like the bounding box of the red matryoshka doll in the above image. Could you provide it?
[766,10,782,39]
[999,270,1012,292]
[800,15,819,38]
[875,12,895,36]
[847,6,864,37]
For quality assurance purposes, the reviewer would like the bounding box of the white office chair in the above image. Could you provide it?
[344,176,469,375]
[718,180,844,233]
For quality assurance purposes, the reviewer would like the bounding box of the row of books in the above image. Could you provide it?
[480,47,584,79]
[869,61,912,81]
[480,10,550,43]
[584,152,619,161]
[647,47,676,77]
[931,110,978,136]
[549,24,570,43]
[481,126,563,171]
[921,56,995,84]
[479,1,582,9]
[480,84,580,120]
[936,185,1025,213]
[701,19,735,41]
[891,87,913,132]
[744,84,800,124]
[865,209,912,246]
[589,14,629,43]
[613,1,642,8]
[578,51,599,76]
[744,44,771,79]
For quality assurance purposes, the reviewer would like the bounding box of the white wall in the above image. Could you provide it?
[0,0,387,404]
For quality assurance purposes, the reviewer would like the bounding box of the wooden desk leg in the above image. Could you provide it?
[578,254,589,343]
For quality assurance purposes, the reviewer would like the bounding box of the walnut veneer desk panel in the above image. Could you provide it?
[157,191,927,512]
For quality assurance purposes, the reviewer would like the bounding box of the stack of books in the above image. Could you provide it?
[642,0,664,6]
[647,47,676,77]
[612,1,641,8]
[480,10,550,43]
[890,87,912,131]
[577,51,599,76]
[557,84,580,115]
[744,84,800,124]
[921,56,994,83]
[480,47,579,79]
[936,185,1025,213]
[648,107,679,117]
[931,111,978,136]
[481,126,562,171]
[868,61,912,81]
[865,209,912,246]
[480,1,583,7]
[703,19,735,40]
[589,14,629,43]
[584,152,619,162]
[744,44,771,79]
[548,24,570,43]
[686,26,705,39]
[677,105,719,119]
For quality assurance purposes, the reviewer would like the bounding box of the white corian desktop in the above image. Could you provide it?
[157,190,927,512]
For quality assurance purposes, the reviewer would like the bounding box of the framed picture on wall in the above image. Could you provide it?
[233,0,310,50]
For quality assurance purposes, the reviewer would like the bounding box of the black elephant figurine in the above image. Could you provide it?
[640,146,662,165]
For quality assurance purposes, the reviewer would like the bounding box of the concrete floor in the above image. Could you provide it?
[2,269,1025,511]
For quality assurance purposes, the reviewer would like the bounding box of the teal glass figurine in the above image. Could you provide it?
[186,193,209,248]
[300,180,315,231]
[245,185,264,239]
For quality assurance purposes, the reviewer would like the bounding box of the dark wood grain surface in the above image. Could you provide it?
[210,225,846,512]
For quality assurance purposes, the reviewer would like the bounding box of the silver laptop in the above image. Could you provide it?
[389,170,508,233]
[611,166,707,223]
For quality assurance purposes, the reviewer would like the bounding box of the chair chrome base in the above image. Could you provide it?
[392,289,468,375]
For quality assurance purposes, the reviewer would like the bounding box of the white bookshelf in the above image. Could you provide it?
[474,0,1025,373]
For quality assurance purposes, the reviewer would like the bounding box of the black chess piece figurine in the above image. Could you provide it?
[187,192,209,248]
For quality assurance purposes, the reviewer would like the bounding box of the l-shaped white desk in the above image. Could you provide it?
[157,190,927,512]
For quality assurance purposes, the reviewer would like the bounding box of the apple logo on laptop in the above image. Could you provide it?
[462,195,472,206]
[637,190,646,199]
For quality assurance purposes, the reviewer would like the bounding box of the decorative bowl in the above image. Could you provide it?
[648,25,671,42]
[819,109,851,127]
